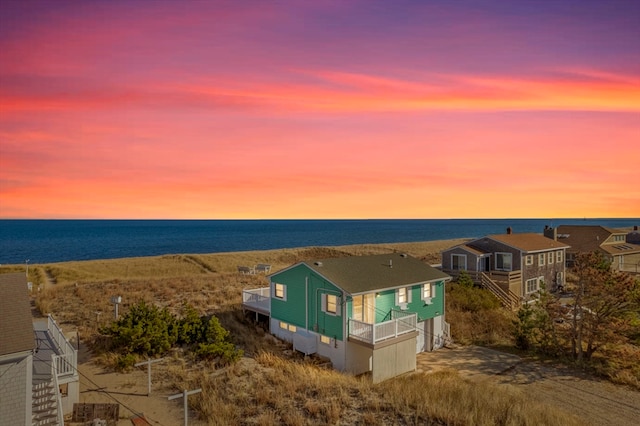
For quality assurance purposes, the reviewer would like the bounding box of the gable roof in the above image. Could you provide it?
[445,244,487,256]
[301,253,450,295]
[555,225,638,253]
[481,233,569,253]
[0,273,35,356]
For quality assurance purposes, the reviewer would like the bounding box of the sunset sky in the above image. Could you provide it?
[1,0,638,219]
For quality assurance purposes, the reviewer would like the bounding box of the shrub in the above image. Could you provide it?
[101,301,178,356]
[447,282,501,313]
[195,316,243,365]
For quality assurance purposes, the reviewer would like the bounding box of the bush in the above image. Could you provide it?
[101,301,178,356]
[447,282,501,313]
[116,353,137,371]
[101,301,242,366]
[195,316,243,365]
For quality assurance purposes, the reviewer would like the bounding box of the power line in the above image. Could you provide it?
[32,354,170,426]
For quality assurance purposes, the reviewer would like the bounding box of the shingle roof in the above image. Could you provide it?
[484,233,570,252]
[451,244,486,256]
[0,273,35,356]
[303,253,450,295]
[556,225,640,254]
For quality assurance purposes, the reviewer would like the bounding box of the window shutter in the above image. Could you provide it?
[407,287,412,303]
[336,297,341,317]
[321,294,326,313]
[271,283,275,298]
[395,289,399,306]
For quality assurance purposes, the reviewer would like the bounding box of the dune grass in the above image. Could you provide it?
[1,238,589,425]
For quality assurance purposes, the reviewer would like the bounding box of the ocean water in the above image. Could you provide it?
[1,218,638,265]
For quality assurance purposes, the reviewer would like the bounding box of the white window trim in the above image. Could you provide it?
[422,283,435,304]
[556,250,563,263]
[320,335,331,345]
[273,283,287,301]
[538,253,545,266]
[451,254,467,271]
[395,287,412,309]
[548,252,554,263]
[496,252,513,271]
[525,277,543,294]
[321,293,341,317]
[525,255,533,266]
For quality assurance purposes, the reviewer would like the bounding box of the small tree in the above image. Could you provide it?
[195,316,243,365]
[177,303,205,345]
[456,270,474,288]
[569,252,640,361]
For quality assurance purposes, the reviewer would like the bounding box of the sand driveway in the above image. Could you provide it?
[417,345,640,426]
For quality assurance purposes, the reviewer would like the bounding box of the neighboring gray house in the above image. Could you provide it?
[442,229,569,307]
[0,273,35,426]
[0,273,79,426]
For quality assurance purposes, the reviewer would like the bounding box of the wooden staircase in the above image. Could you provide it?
[479,272,520,309]
[32,380,60,426]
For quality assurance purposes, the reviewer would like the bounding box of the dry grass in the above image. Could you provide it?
[4,239,591,425]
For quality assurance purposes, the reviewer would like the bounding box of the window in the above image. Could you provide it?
[320,335,331,345]
[525,255,533,266]
[548,252,554,263]
[398,287,407,304]
[274,283,286,300]
[326,294,337,314]
[279,321,297,332]
[422,283,434,303]
[396,287,412,307]
[422,283,432,299]
[556,250,563,263]
[451,254,467,271]
[556,272,564,288]
[526,278,538,293]
[539,253,545,266]
[496,253,512,271]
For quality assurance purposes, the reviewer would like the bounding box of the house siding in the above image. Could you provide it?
[521,249,566,293]
[0,353,32,426]
[270,264,344,341]
[472,238,523,271]
[442,247,480,272]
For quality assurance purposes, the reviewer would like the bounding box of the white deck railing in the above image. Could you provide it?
[51,356,65,426]
[242,287,271,314]
[34,315,78,380]
[348,312,417,345]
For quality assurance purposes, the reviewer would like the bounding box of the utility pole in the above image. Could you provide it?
[134,357,165,396]
[168,388,202,426]
[25,259,29,278]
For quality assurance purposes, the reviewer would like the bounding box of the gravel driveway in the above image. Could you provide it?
[416,345,640,426]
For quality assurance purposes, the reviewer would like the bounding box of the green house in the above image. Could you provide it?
[243,253,451,382]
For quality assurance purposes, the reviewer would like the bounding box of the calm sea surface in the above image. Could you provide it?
[1,219,638,264]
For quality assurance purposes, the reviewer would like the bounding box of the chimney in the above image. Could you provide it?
[543,225,557,241]
[635,225,638,231]
[506,227,512,235]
